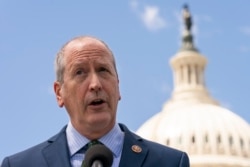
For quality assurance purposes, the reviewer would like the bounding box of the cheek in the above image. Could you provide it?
[62,85,78,104]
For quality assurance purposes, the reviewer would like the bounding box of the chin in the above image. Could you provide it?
[89,114,113,128]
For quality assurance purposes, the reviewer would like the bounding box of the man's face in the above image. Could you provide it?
[54,39,120,137]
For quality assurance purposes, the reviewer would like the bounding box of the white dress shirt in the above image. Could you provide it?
[66,122,124,167]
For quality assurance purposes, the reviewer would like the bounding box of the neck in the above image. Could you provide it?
[72,120,116,140]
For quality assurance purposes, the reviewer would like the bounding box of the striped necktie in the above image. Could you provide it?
[87,140,102,149]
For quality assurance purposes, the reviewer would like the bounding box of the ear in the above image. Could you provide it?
[117,79,121,101]
[54,81,64,107]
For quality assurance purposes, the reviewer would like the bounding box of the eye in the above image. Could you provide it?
[99,67,109,73]
[76,69,84,75]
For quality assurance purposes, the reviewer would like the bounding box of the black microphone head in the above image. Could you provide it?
[84,144,113,167]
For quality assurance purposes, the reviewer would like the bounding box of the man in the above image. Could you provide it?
[1,36,189,167]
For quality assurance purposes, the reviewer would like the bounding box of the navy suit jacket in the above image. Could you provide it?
[1,124,189,167]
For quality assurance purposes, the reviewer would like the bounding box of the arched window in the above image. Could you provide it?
[240,138,244,149]
[192,135,195,144]
[204,134,208,143]
[217,135,221,144]
[166,138,170,145]
[187,64,191,84]
[229,135,233,146]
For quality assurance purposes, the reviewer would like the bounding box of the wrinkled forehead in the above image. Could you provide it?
[61,37,118,76]
[64,37,113,61]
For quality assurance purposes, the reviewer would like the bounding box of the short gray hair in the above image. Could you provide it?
[54,36,118,83]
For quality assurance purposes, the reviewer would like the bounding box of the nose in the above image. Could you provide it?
[89,73,102,92]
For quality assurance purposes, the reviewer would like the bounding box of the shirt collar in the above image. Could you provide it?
[66,121,89,156]
[99,123,124,158]
[66,122,124,158]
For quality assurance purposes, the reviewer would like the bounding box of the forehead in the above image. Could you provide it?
[64,38,114,64]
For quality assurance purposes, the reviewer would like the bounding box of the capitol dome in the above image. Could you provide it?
[137,103,250,167]
[137,5,250,167]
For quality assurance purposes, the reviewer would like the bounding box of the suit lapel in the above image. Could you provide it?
[40,124,148,167]
[42,126,72,167]
[119,124,148,167]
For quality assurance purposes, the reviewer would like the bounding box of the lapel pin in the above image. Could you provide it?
[131,145,142,153]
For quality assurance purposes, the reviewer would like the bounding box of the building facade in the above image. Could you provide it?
[136,5,250,167]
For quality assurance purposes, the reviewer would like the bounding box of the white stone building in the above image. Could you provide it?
[136,5,250,167]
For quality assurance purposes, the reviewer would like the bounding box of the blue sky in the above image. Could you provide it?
[0,0,249,161]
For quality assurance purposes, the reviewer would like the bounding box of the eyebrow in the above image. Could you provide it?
[95,61,114,70]
[69,59,113,70]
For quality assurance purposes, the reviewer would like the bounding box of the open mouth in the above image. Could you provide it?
[90,99,105,106]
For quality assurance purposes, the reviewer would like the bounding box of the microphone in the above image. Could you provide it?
[84,144,113,167]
